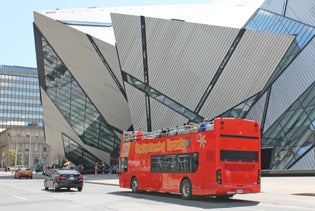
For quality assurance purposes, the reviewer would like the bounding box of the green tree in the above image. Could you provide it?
[7,149,15,167]
[7,149,22,166]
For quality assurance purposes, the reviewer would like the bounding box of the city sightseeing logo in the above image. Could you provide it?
[197,133,207,148]
[135,138,190,154]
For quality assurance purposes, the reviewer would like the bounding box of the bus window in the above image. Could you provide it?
[220,150,258,162]
[151,153,199,173]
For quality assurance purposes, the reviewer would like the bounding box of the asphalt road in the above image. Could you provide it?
[0,172,315,210]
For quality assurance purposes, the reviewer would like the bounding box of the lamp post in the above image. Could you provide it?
[28,133,31,169]
[14,137,17,166]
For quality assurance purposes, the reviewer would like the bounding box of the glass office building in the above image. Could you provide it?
[33,0,315,171]
[0,65,43,132]
[0,65,45,169]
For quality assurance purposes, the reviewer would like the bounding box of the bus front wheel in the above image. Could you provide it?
[180,179,192,200]
[131,177,139,193]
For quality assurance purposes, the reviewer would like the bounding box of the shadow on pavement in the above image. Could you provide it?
[109,190,259,209]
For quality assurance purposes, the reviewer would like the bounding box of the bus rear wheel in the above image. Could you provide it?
[180,179,192,200]
[131,177,139,193]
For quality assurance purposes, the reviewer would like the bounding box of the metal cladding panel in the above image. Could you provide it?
[93,37,124,86]
[200,30,295,119]
[124,84,148,131]
[290,148,315,170]
[36,8,115,44]
[111,13,144,81]
[246,92,267,124]
[264,39,315,130]
[260,0,286,15]
[150,99,188,132]
[144,17,240,110]
[285,0,315,27]
[34,12,132,130]
[261,0,315,27]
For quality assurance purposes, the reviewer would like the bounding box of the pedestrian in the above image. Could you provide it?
[94,162,98,175]
[101,162,105,174]
[77,165,83,174]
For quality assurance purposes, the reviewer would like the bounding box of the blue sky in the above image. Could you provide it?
[1,0,259,68]
[1,0,212,68]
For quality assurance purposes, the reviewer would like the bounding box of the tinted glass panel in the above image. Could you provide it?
[63,134,100,172]
[220,150,258,162]
[42,37,120,153]
[151,152,199,173]
[262,83,315,169]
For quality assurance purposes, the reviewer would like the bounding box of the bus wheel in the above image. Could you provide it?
[131,177,139,193]
[180,179,192,200]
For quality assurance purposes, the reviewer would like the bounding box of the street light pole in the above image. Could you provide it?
[28,133,31,169]
[15,137,17,166]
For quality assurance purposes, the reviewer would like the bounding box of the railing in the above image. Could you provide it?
[123,121,214,142]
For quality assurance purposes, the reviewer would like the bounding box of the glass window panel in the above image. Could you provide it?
[246,9,315,48]
[301,88,315,108]
[183,110,197,120]
[63,134,100,171]
[99,138,113,152]
[282,109,304,133]
[264,94,315,169]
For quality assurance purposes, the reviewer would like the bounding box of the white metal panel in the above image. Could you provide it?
[150,98,188,131]
[246,92,267,124]
[111,13,144,81]
[200,30,295,119]
[93,37,124,89]
[144,17,240,110]
[37,1,263,31]
[261,0,315,28]
[260,0,286,15]
[124,84,148,131]
[284,0,315,27]
[290,148,315,170]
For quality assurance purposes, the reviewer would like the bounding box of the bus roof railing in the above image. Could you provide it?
[123,121,214,142]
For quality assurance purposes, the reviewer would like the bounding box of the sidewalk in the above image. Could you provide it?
[83,173,119,186]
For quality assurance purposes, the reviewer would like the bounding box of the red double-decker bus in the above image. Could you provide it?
[118,118,261,199]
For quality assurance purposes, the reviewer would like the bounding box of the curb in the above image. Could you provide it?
[85,181,119,186]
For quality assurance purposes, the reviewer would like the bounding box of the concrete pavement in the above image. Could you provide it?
[84,174,315,197]
[1,170,315,197]
[83,173,119,186]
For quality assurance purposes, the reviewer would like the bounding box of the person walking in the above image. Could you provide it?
[94,162,98,175]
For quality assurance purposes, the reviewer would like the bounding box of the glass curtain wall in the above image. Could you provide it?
[245,9,315,169]
[42,38,120,154]
[262,83,315,169]
[0,65,43,132]
[63,134,100,173]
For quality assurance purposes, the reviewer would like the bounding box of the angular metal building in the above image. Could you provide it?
[33,0,315,171]
[244,0,315,170]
